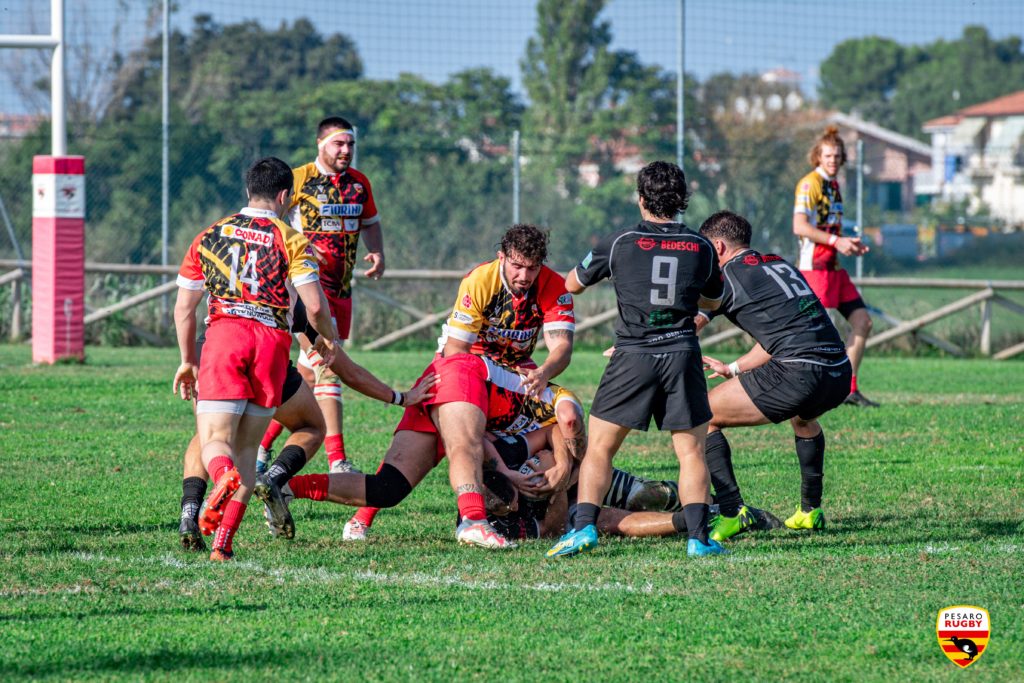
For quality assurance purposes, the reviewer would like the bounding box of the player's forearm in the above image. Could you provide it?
[735,344,771,373]
[361,222,384,256]
[296,282,337,341]
[173,289,200,363]
[329,352,396,403]
[539,331,574,380]
[793,213,831,244]
[697,296,721,312]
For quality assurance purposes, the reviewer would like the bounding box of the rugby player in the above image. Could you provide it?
[261,116,387,475]
[697,210,852,537]
[177,302,436,549]
[173,157,337,561]
[793,125,878,407]
[547,160,727,559]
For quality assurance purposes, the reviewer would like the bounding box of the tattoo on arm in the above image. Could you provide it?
[546,329,574,343]
[564,436,586,460]
[455,483,481,495]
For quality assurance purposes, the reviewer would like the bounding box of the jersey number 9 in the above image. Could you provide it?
[650,255,679,306]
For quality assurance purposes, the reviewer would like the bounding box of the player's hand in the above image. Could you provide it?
[702,355,731,379]
[602,345,615,358]
[522,457,570,496]
[695,312,710,333]
[402,372,439,406]
[363,252,385,280]
[173,362,198,401]
[315,337,340,368]
[837,236,869,257]
[519,366,551,399]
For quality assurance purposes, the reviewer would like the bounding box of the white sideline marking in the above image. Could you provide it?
[62,552,656,595]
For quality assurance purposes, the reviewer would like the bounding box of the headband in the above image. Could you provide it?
[317,129,356,149]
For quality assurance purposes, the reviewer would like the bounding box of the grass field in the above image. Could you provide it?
[1,345,1022,681]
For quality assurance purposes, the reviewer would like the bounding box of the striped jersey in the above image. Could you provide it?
[177,207,319,331]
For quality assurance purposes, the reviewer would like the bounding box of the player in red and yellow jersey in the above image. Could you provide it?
[173,157,338,561]
[793,125,878,407]
[277,116,386,475]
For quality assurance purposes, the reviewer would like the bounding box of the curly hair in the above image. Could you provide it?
[808,124,848,168]
[499,224,549,263]
[699,210,752,247]
[637,161,689,219]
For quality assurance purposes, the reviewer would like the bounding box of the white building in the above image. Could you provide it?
[920,90,1024,227]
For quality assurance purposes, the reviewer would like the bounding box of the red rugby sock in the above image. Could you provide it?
[261,420,285,450]
[850,373,858,393]
[288,474,330,501]
[208,455,234,482]
[214,500,246,552]
[457,492,486,521]
[353,506,380,527]
[325,434,347,464]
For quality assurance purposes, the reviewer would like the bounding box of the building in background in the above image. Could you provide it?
[919,90,1024,228]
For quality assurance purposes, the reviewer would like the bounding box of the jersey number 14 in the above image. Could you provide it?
[228,244,260,295]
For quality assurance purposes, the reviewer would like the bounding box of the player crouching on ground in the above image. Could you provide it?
[172,157,338,562]
[696,210,852,538]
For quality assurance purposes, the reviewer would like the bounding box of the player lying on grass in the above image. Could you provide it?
[173,157,338,562]
[177,299,437,550]
[282,354,584,548]
[696,210,852,539]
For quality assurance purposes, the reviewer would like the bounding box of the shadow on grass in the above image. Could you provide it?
[0,601,267,625]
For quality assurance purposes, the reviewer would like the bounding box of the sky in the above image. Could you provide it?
[0,0,1022,114]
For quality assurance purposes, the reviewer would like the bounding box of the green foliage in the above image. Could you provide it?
[819,27,1024,138]
[1,346,1022,679]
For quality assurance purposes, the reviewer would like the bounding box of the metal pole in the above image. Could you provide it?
[856,138,864,280]
[676,0,685,169]
[161,0,170,328]
[50,0,66,155]
[353,125,359,168]
[512,129,521,224]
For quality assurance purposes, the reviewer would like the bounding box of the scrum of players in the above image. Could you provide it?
[172,118,865,561]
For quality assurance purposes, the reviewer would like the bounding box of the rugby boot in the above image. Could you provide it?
[329,459,361,475]
[844,390,880,407]
[626,478,681,512]
[198,467,241,536]
[747,505,784,531]
[687,537,729,557]
[456,518,517,549]
[343,517,369,542]
[179,515,205,552]
[209,547,234,562]
[784,506,826,530]
[254,474,295,540]
[545,524,598,559]
[709,505,757,542]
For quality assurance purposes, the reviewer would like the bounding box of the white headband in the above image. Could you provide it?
[317,129,356,149]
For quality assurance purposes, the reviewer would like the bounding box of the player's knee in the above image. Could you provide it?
[364,464,413,508]
[313,372,343,404]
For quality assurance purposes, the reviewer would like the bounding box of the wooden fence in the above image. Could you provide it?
[2,259,1023,359]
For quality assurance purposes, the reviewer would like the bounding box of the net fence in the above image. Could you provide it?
[1,0,1022,346]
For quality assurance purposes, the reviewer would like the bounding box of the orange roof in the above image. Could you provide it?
[958,90,1024,117]
[924,90,1024,128]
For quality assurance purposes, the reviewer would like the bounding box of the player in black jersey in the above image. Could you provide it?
[547,161,728,559]
[696,211,852,540]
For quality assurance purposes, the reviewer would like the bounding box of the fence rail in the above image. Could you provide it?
[1,261,1022,358]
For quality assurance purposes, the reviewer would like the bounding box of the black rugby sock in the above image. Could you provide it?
[671,510,688,534]
[682,503,710,543]
[267,445,309,487]
[602,468,638,509]
[705,430,743,517]
[181,476,207,522]
[795,430,826,512]
[574,503,601,532]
